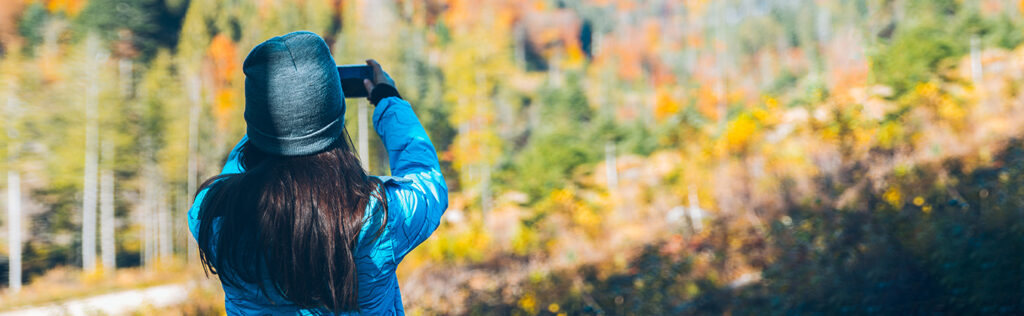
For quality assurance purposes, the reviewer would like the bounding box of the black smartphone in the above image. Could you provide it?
[337,65,373,98]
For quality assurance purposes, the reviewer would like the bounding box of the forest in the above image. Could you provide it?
[0,0,1023,314]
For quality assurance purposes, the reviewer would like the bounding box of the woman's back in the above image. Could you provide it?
[187,31,447,315]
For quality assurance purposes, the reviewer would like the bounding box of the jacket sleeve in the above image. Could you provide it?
[187,135,247,239]
[372,96,449,262]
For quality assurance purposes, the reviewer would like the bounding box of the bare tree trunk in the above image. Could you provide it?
[140,169,149,268]
[970,35,983,85]
[6,84,22,292]
[82,112,97,272]
[815,4,832,43]
[7,171,21,292]
[158,187,171,260]
[176,189,187,260]
[100,140,115,272]
[186,75,201,263]
[604,141,618,191]
[82,36,102,272]
[687,184,703,233]
[140,163,157,269]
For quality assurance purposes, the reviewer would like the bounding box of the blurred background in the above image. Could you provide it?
[1,0,1023,314]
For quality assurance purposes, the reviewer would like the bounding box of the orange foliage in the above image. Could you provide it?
[612,37,643,81]
[685,33,703,48]
[830,61,868,96]
[643,20,660,51]
[654,87,682,121]
[651,60,676,86]
[695,85,720,120]
[44,0,86,16]
[213,90,236,130]
[206,34,240,131]
[444,0,477,31]
[37,51,62,82]
[564,38,585,68]
[494,5,517,30]
[206,34,239,86]
[443,0,519,34]
[0,1,25,46]
[531,0,546,11]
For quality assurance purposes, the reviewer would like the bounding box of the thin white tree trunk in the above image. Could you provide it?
[186,75,200,263]
[82,118,97,272]
[139,169,149,268]
[82,36,102,272]
[100,140,115,272]
[687,184,703,233]
[140,163,156,269]
[149,175,158,268]
[6,84,22,292]
[970,35,983,85]
[158,187,171,259]
[176,189,187,260]
[604,141,618,191]
[7,171,21,293]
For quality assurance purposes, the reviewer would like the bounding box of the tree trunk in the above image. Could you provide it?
[687,184,703,233]
[158,187,171,260]
[100,140,115,272]
[140,163,157,269]
[970,35,983,85]
[7,171,21,292]
[82,112,97,272]
[82,36,102,272]
[186,75,201,263]
[605,141,618,191]
[6,83,22,292]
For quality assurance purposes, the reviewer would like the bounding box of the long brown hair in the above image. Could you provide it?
[194,130,387,313]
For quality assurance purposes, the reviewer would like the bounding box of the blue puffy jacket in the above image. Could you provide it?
[187,96,448,315]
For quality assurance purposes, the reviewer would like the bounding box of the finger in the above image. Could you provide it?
[366,59,383,74]
[363,79,374,95]
[366,59,386,82]
[366,58,381,70]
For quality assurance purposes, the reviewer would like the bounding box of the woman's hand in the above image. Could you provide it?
[362,59,395,98]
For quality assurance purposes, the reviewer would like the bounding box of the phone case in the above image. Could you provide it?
[337,65,373,98]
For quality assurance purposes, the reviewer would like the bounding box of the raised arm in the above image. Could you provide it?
[364,59,448,262]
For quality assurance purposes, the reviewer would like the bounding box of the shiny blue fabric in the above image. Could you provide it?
[188,97,448,315]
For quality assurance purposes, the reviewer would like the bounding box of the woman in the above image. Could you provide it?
[187,31,447,315]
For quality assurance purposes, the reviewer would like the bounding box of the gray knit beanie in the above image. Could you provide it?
[242,31,344,156]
